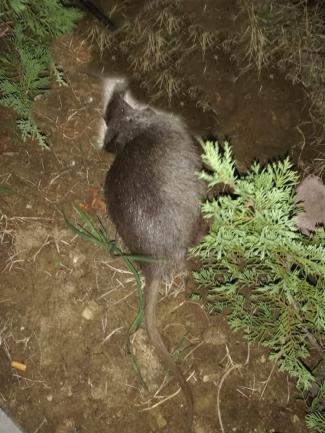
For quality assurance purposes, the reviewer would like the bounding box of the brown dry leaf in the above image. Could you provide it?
[80,187,106,212]
[295,174,325,235]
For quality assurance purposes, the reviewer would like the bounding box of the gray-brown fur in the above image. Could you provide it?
[103,82,205,432]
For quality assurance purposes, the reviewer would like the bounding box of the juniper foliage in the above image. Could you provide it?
[191,141,325,431]
[0,0,82,146]
[306,381,325,433]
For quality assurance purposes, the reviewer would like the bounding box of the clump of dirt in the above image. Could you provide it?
[0,1,318,432]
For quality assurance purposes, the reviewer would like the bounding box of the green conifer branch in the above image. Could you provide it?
[0,0,83,146]
[191,141,325,431]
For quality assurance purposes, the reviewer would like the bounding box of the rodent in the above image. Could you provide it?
[102,80,205,432]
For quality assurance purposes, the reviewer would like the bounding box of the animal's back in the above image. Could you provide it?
[104,121,203,278]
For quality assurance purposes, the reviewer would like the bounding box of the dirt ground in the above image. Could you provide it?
[0,1,318,432]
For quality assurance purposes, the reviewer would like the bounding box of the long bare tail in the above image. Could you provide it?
[144,279,193,433]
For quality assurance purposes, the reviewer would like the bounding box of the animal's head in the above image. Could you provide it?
[103,82,136,153]
[102,80,158,153]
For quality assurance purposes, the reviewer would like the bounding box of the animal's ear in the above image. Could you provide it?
[113,80,128,97]
[108,81,129,109]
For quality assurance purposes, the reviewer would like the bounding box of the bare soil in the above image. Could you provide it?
[0,1,315,432]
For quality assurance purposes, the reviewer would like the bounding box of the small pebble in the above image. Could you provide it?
[81,301,99,321]
[70,252,86,267]
[82,307,94,321]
